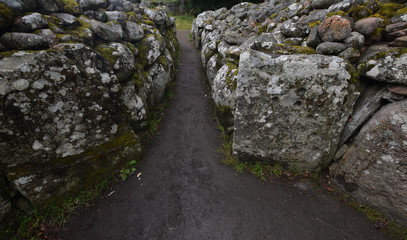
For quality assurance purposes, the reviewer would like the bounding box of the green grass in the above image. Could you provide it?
[173,15,195,30]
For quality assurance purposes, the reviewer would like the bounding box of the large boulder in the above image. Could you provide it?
[330,99,407,226]
[233,50,360,170]
[90,19,123,42]
[0,44,141,207]
[14,13,48,32]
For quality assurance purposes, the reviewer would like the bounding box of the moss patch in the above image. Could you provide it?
[348,5,373,20]
[0,3,13,20]
[377,3,404,19]
[95,44,116,67]
[62,0,80,15]
[326,11,348,18]
[309,21,320,28]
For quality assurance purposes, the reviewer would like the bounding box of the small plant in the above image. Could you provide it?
[120,160,137,180]
[235,162,245,173]
[269,163,283,177]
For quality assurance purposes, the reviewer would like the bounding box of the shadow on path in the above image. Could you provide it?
[60,30,387,240]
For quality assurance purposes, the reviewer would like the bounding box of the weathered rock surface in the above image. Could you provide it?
[0,0,178,237]
[192,0,407,227]
[233,50,359,169]
[331,99,407,226]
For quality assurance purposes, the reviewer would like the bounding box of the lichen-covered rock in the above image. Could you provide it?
[212,63,238,111]
[233,50,359,170]
[359,50,407,84]
[90,19,123,42]
[330,99,407,226]
[0,43,139,207]
[52,13,79,26]
[125,21,144,42]
[14,13,48,32]
[311,0,342,9]
[344,31,365,49]
[318,16,352,42]
[137,33,164,67]
[0,33,49,50]
[0,0,37,14]
[95,42,135,81]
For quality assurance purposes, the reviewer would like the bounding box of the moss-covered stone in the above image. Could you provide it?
[0,3,13,20]
[348,5,373,20]
[258,43,317,55]
[95,43,116,67]
[308,21,320,28]
[377,3,404,19]
[62,0,81,15]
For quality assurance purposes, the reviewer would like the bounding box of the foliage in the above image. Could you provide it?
[173,15,195,30]
[120,160,138,180]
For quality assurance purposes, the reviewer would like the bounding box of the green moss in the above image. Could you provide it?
[308,21,320,28]
[326,11,348,18]
[157,55,169,71]
[396,7,407,15]
[346,64,360,85]
[367,13,389,25]
[225,62,238,91]
[377,3,404,19]
[270,13,278,19]
[0,3,13,19]
[0,50,17,59]
[95,44,116,67]
[62,0,80,15]
[68,16,92,39]
[348,5,373,20]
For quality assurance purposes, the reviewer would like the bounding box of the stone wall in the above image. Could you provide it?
[192,0,407,227]
[0,0,178,237]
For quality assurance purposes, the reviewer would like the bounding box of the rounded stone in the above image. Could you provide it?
[12,79,29,91]
[354,17,380,36]
[318,16,352,42]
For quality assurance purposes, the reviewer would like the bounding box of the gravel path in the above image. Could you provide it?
[60,30,386,240]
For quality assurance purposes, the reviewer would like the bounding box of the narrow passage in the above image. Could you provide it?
[60,30,386,240]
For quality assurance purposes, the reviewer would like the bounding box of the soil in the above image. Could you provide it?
[58,30,387,240]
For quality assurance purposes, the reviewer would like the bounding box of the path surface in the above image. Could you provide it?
[60,30,386,240]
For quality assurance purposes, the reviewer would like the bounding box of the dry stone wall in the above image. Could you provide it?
[0,0,178,237]
[192,0,407,227]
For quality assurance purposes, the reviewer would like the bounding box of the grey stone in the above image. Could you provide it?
[344,31,365,49]
[105,10,127,23]
[311,0,341,9]
[52,13,79,26]
[137,33,164,66]
[96,42,135,81]
[79,0,106,10]
[0,0,37,14]
[387,84,407,96]
[306,26,322,48]
[332,144,348,161]
[338,47,360,62]
[359,51,407,85]
[222,31,244,45]
[206,54,222,87]
[0,33,49,50]
[37,0,64,13]
[90,19,123,41]
[316,41,347,55]
[211,63,238,111]
[125,21,144,42]
[14,13,48,32]
[307,10,328,23]
[330,99,407,226]
[385,22,407,40]
[233,50,360,170]
[391,14,407,24]
[280,19,310,38]
[340,85,388,145]
[37,29,58,46]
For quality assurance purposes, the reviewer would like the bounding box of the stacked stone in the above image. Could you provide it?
[192,0,407,228]
[0,0,178,237]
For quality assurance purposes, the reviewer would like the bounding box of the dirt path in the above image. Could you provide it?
[60,30,386,240]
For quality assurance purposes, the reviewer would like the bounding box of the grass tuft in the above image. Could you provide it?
[173,15,195,30]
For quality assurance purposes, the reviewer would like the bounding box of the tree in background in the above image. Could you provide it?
[184,0,264,15]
